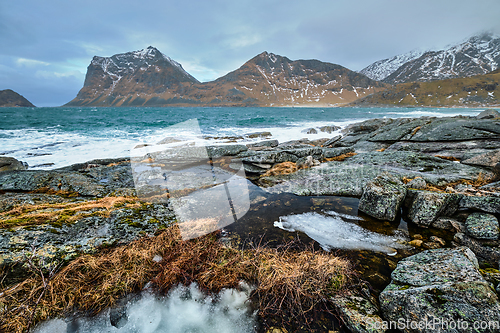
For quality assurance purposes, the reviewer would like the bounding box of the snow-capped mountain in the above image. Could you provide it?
[69,46,199,105]
[67,50,386,107]
[359,49,425,81]
[360,32,500,84]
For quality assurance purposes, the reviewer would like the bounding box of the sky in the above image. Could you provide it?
[1,0,500,106]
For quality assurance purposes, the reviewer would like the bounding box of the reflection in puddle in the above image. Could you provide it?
[274,212,409,255]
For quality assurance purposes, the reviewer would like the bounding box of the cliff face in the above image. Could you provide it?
[66,49,387,107]
[0,89,35,107]
[67,46,199,107]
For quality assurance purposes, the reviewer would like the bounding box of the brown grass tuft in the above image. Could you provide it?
[261,162,298,177]
[325,152,357,162]
[0,197,140,228]
[411,126,421,136]
[0,226,353,332]
[434,155,460,162]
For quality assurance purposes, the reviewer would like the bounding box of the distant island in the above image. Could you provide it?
[0,89,35,107]
[65,32,500,108]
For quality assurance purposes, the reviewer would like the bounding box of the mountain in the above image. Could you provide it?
[66,46,199,106]
[66,49,387,107]
[350,68,500,107]
[360,32,500,84]
[359,49,425,81]
[0,89,35,107]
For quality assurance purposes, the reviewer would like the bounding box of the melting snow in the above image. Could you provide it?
[274,212,408,255]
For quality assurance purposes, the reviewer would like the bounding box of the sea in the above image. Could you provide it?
[0,106,486,169]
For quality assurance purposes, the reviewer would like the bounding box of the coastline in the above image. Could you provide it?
[1,110,500,332]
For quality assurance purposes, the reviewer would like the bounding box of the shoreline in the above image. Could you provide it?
[1,111,500,332]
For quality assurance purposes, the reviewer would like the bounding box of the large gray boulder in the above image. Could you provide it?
[476,109,500,119]
[407,191,460,227]
[359,174,407,221]
[380,247,500,333]
[0,156,27,173]
[465,212,499,240]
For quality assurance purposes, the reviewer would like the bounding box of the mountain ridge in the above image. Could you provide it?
[66,49,387,107]
[360,32,500,84]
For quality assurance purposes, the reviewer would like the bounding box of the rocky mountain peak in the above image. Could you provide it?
[361,31,500,84]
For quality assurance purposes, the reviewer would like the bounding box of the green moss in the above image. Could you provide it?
[127,221,142,228]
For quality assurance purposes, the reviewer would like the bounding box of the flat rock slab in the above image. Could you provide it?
[459,195,500,214]
[380,247,500,333]
[465,212,499,240]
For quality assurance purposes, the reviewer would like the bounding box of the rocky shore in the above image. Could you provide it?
[1,109,500,332]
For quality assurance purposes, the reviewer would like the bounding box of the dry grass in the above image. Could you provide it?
[0,226,353,332]
[402,172,493,193]
[411,126,421,136]
[434,155,461,162]
[262,162,298,177]
[0,197,140,228]
[325,152,357,162]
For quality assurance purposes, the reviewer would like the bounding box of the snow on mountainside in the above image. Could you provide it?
[359,49,425,81]
[360,32,500,84]
[67,50,387,107]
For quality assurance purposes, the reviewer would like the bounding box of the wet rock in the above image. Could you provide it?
[0,201,176,268]
[319,125,340,133]
[301,127,317,134]
[453,233,500,263]
[380,247,500,333]
[431,217,456,230]
[409,239,423,247]
[476,109,500,119]
[407,177,426,189]
[332,294,386,333]
[322,135,342,147]
[0,156,28,173]
[430,236,446,246]
[246,140,279,150]
[358,173,407,221]
[407,191,460,227]
[465,212,499,240]
[244,131,272,139]
[459,195,500,214]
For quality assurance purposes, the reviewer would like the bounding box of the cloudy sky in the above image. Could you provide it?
[1,0,500,106]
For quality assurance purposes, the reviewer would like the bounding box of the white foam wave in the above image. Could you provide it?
[274,212,408,255]
[33,283,257,333]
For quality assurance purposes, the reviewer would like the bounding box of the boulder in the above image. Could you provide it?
[407,191,460,227]
[358,174,407,221]
[459,195,500,214]
[322,135,342,147]
[407,177,427,189]
[409,117,500,142]
[319,125,340,134]
[332,294,386,333]
[453,233,500,263]
[301,127,317,134]
[465,212,499,240]
[380,247,500,333]
[476,109,500,119]
[0,156,27,173]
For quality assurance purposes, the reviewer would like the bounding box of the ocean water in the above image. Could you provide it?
[0,106,484,169]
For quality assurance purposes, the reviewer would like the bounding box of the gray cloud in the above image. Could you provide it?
[1,0,499,106]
